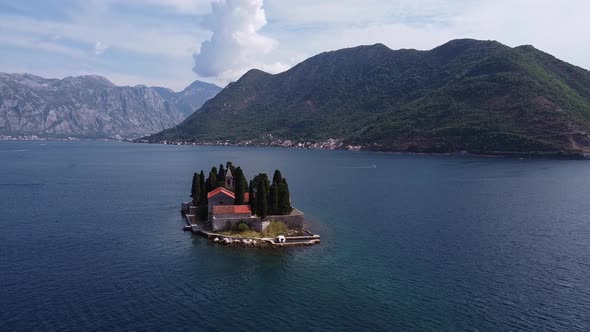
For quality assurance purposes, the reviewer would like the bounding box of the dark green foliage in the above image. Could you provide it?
[278,178,292,215]
[248,180,257,215]
[237,222,249,232]
[233,167,246,205]
[147,39,590,155]
[197,205,208,220]
[272,170,283,185]
[198,171,207,205]
[190,172,200,205]
[268,183,279,215]
[190,162,294,218]
[253,173,270,219]
[218,164,225,182]
[207,167,218,192]
[226,161,234,173]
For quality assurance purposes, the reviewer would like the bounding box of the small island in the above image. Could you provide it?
[181,162,320,247]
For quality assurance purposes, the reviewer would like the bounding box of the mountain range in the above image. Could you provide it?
[147,39,590,157]
[0,73,221,138]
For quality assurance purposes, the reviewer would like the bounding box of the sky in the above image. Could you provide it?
[0,0,589,91]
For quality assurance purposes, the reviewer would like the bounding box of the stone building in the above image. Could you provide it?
[207,187,235,215]
[211,205,256,231]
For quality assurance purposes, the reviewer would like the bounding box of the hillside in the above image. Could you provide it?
[146,39,590,156]
[0,74,221,138]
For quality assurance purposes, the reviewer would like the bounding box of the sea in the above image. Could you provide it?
[1,141,589,331]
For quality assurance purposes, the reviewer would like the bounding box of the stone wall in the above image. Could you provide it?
[208,195,235,214]
[212,216,259,231]
[265,208,305,230]
[209,208,305,232]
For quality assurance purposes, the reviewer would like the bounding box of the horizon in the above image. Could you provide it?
[0,0,589,90]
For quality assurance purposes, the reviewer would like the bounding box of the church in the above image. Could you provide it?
[207,167,255,231]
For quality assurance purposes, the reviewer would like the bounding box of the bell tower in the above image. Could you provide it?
[225,168,235,191]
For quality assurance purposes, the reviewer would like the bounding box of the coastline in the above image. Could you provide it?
[132,138,590,160]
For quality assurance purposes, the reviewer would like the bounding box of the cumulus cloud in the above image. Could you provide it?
[93,41,108,55]
[192,0,286,81]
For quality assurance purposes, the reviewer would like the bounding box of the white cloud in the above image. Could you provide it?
[93,41,108,55]
[1,0,589,90]
[192,0,287,83]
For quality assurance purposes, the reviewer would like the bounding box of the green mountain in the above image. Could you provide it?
[146,39,590,157]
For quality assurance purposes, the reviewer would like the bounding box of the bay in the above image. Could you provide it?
[1,141,590,331]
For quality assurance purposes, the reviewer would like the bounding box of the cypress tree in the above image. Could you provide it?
[218,164,225,182]
[269,183,279,215]
[272,170,283,185]
[249,180,257,215]
[190,172,200,205]
[234,167,246,205]
[278,178,293,214]
[207,167,218,192]
[256,177,268,219]
[198,171,207,205]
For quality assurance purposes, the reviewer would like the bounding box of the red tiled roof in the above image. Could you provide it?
[207,187,235,199]
[212,205,252,215]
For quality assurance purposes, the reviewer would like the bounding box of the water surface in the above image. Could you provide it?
[1,141,590,330]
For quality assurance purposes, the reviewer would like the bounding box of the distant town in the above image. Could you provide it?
[136,136,363,151]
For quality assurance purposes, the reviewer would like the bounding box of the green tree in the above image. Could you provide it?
[233,167,246,204]
[218,164,225,182]
[190,172,200,205]
[207,167,218,192]
[268,183,279,215]
[198,171,207,205]
[226,161,234,173]
[272,170,283,185]
[278,178,292,215]
[256,175,268,219]
[248,180,257,215]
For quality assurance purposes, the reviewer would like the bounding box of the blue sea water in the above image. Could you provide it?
[1,141,590,331]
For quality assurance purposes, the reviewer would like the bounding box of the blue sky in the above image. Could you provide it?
[1,0,589,90]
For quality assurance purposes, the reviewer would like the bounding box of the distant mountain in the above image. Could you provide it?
[171,80,224,118]
[147,39,590,157]
[0,73,221,138]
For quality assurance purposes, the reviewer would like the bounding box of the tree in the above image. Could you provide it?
[256,175,269,219]
[218,164,225,182]
[198,171,207,205]
[278,178,292,215]
[226,161,234,173]
[234,167,246,205]
[190,172,200,205]
[248,180,257,215]
[268,183,279,215]
[272,170,283,186]
[207,167,218,192]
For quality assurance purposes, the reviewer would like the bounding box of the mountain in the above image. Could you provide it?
[0,73,221,138]
[171,80,224,118]
[147,39,590,157]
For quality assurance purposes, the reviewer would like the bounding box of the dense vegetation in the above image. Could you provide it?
[190,162,292,217]
[148,39,590,156]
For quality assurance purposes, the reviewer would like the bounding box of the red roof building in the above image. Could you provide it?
[212,205,252,215]
[207,187,235,200]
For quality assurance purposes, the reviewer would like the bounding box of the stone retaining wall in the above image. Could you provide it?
[265,208,305,229]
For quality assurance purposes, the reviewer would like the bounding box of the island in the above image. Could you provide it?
[181,162,320,247]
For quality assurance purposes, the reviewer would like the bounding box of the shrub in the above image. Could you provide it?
[237,222,249,232]
[262,221,288,238]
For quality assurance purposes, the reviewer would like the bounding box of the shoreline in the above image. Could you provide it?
[134,139,590,160]
[3,137,587,160]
